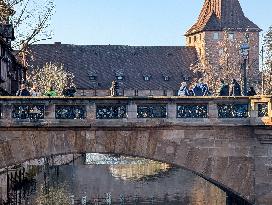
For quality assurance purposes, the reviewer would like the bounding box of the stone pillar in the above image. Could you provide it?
[86,103,96,122]
[208,101,218,119]
[250,99,258,118]
[127,101,137,120]
[44,104,55,120]
[167,103,176,119]
[1,104,13,125]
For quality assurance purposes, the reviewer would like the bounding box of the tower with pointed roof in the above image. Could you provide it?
[185,0,261,73]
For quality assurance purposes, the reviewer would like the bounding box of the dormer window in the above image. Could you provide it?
[116,75,124,81]
[89,75,97,81]
[143,75,151,81]
[164,76,170,81]
[88,71,97,81]
[115,69,124,81]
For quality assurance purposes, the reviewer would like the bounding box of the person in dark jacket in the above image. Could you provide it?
[230,79,241,96]
[193,79,209,96]
[219,79,229,96]
[247,86,257,96]
[16,84,30,96]
[63,86,77,97]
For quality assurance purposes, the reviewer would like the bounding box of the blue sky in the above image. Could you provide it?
[47,0,271,46]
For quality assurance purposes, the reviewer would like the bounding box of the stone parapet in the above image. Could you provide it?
[0,96,271,128]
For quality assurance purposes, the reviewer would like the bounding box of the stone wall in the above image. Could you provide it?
[0,127,256,203]
[186,31,260,83]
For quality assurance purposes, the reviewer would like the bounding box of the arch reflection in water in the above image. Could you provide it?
[0,153,244,205]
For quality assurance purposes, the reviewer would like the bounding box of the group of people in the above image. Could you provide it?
[16,83,76,97]
[178,78,257,97]
[178,79,210,96]
[16,83,42,97]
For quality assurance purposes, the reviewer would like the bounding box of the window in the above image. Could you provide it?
[89,75,97,81]
[164,76,170,81]
[228,33,234,41]
[88,71,97,81]
[213,32,219,40]
[116,75,124,81]
[219,49,224,56]
[194,36,197,42]
[80,90,86,96]
[199,34,202,40]
[144,76,151,81]
[189,37,191,44]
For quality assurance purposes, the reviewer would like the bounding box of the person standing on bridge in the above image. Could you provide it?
[44,85,57,97]
[30,84,41,97]
[16,84,30,96]
[247,86,257,96]
[193,79,210,96]
[178,82,190,96]
[230,79,241,96]
[219,79,229,96]
[110,81,119,97]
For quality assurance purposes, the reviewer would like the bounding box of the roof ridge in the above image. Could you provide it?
[30,44,192,48]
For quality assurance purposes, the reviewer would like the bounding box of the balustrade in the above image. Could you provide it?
[0,97,270,126]
[177,104,208,118]
[55,105,86,119]
[217,104,249,118]
[137,104,167,118]
[12,105,45,120]
[96,105,127,119]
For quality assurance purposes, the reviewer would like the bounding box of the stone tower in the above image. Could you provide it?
[185,0,261,73]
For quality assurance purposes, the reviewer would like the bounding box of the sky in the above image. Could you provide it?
[46,0,272,46]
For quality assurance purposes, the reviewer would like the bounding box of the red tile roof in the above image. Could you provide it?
[186,0,261,36]
[27,44,198,90]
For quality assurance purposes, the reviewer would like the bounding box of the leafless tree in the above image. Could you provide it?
[0,0,55,64]
[27,62,75,96]
[191,31,259,94]
[263,26,272,94]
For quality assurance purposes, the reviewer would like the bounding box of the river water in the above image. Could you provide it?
[0,153,248,205]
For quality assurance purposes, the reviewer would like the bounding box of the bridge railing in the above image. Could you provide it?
[0,96,271,127]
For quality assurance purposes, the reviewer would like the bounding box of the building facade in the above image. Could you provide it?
[27,0,261,96]
[0,2,24,95]
[185,0,261,76]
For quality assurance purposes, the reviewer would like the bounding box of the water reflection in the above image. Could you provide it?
[0,154,248,205]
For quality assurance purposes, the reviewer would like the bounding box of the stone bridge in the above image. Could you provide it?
[0,96,272,205]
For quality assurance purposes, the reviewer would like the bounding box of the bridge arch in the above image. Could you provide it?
[0,126,255,203]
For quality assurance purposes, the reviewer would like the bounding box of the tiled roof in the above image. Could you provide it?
[186,0,261,36]
[27,44,198,90]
